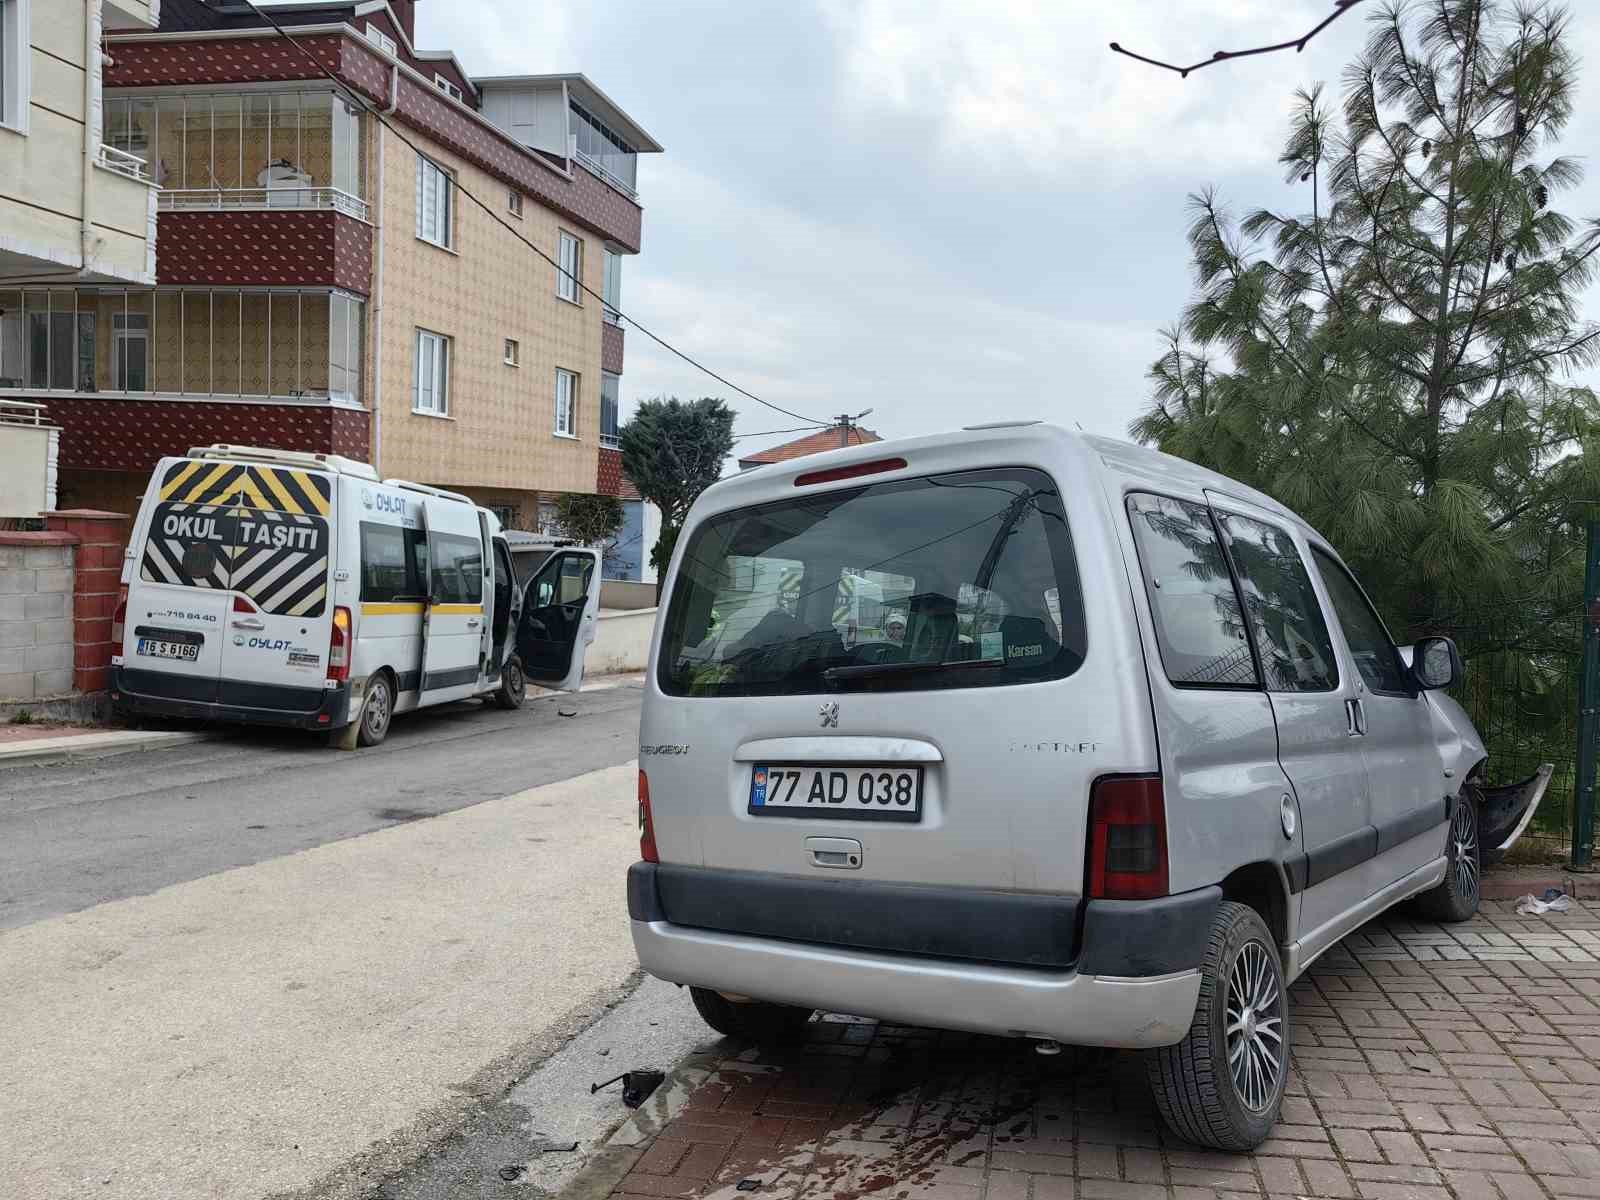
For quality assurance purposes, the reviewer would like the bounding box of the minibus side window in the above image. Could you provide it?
[360,522,427,602]
[429,532,484,605]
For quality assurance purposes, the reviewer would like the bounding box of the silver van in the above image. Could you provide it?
[629,423,1543,1150]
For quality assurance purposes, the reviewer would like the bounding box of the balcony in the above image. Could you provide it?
[96,144,154,184]
[0,287,365,405]
[103,89,367,218]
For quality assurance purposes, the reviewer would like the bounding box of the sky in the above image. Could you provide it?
[413,0,1600,452]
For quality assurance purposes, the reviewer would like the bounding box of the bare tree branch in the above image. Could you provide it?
[1110,0,1368,79]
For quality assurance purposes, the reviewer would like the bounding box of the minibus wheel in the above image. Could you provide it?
[356,671,394,747]
[494,657,527,710]
[689,987,813,1044]
[1146,901,1287,1151]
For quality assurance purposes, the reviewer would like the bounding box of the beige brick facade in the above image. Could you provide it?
[372,120,604,508]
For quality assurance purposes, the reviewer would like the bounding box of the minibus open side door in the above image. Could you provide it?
[518,548,601,692]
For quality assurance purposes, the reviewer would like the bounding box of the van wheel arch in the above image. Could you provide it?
[1220,862,1289,950]
[346,668,397,749]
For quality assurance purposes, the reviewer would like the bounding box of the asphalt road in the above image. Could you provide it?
[0,682,643,933]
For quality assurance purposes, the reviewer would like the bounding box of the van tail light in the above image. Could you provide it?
[232,595,258,614]
[638,769,659,863]
[1087,775,1168,900]
[328,606,352,683]
[111,586,128,645]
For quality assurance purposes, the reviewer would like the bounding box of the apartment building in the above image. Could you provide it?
[1,0,160,328]
[0,0,659,527]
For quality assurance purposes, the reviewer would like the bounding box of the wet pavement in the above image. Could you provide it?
[604,898,1600,1200]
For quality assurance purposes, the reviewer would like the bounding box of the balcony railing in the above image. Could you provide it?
[97,144,154,183]
[600,432,622,450]
[0,399,51,428]
[159,187,371,222]
[573,148,638,200]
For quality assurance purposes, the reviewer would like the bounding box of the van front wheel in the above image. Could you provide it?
[494,657,526,710]
[1146,900,1288,1151]
[689,987,812,1044]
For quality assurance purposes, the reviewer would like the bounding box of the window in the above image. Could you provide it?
[112,313,150,393]
[602,249,622,323]
[359,523,428,602]
[1125,494,1258,688]
[1216,513,1337,692]
[658,467,1085,697]
[600,372,620,448]
[414,329,451,415]
[557,231,581,303]
[532,554,595,609]
[0,0,26,133]
[433,74,463,101]
[1311,548,1411,695]
[415,154,454,248]
[569,98,638,192]
[504,338,520,367]
[554,369,578,437]
[507,189,523,218]
[364,22,397,56]
[430,532,483,605]
[537,499,560,535]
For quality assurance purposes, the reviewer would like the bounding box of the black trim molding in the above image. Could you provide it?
[1285,796,1452,894]
[1078,887,1222,977]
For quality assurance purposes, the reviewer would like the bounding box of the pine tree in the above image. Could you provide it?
[1132,0,1600,647]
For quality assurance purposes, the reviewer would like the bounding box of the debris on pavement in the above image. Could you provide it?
[558,708,578,718]
[498,1164,524,1181]
[1516,889,1572,915]
[531,1139,578,1153]
[736,1180,762,1192]
[590,1068,666,1107]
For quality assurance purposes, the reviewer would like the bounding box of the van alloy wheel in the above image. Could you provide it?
[1147,901,1288,1150]
[1227,940,1284,1113]
[1412,786,1482,923]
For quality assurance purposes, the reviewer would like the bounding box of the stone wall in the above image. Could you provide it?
[0,535,77,700]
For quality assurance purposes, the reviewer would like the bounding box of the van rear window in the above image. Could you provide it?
[657,467,1084,697]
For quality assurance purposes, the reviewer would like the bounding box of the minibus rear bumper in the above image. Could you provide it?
[628,862,1210,1048]
[111,666,352,731]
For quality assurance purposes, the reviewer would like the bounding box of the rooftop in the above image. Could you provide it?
[738,424,883,470]
[473,74,664,154]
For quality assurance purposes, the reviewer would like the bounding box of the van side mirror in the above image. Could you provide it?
[1411,636,1462,690]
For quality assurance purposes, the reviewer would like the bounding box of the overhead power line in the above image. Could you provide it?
[1110,0,1367,79]
[237,0,832,429]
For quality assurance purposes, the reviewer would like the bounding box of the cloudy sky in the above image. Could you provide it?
[415,0,1600,451]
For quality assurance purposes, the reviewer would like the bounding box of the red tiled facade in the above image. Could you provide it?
[157,211,372,293]
[597,447,624,497]
[602,322,625,375]
[49,398,369,472]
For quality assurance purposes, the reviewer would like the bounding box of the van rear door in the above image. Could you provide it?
[419,498,487,703]
[214,465,336,712]
[518,548,600,692]
[124,462,238,702]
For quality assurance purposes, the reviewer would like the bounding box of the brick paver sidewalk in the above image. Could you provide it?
[612,899,1600,1200]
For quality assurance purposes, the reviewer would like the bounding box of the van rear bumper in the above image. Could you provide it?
[628,862,1210,1048]
[112,667,352,731]
[631,918,1200,1048]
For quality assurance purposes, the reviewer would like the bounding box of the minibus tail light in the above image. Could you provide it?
[111,586,128,645]
[328,606,352,683]
[232,595,257,614]
[1087,775,1168,900]
[794,457,907,487]
[638,770,659,863]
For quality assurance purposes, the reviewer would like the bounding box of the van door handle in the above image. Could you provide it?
[232,618,265,631]
[1346,698,1367,736]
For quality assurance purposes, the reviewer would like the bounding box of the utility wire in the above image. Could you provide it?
[1110,0,1367,79]
[237,0,832,429]
[731,425,831,440]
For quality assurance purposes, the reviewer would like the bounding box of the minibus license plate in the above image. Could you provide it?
[749,765,923,821]
[137,637,200,663]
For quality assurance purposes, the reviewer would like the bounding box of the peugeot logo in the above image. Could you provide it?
[818,702,839,728]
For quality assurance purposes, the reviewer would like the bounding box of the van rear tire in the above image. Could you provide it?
[1146,900,1287,1151]
[689,987,813,1044]
[354,672,394,748]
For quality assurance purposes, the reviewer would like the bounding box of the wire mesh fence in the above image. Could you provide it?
[1448,598,1584,858]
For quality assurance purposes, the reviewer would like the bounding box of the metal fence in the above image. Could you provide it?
[1448,597,1585,858]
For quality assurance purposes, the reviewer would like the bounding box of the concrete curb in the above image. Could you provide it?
[1482,866,1600,901]
[0,728,217,771]
[557,1050,721,1200]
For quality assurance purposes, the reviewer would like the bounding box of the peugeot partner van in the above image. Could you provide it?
[629,423,1546,1151]
[113,445,600,748]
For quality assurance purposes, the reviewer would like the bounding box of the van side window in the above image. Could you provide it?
[430,532,484,605]
[360,523,426,602]
[1125,494,1258,688]
[1215,514,1338,693]
[1310,548,1410,695]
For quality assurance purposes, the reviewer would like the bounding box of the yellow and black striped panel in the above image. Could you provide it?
[159,460,332,516]
[231,508,330,618]
[140,502,236,592]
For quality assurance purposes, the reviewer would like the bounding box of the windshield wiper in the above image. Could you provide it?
[822,659,1003,689]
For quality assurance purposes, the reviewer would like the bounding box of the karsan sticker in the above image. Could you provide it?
[287,651,321,669]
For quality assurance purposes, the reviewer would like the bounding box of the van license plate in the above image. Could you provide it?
[137,638,200,663]
[749,765,923,822]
